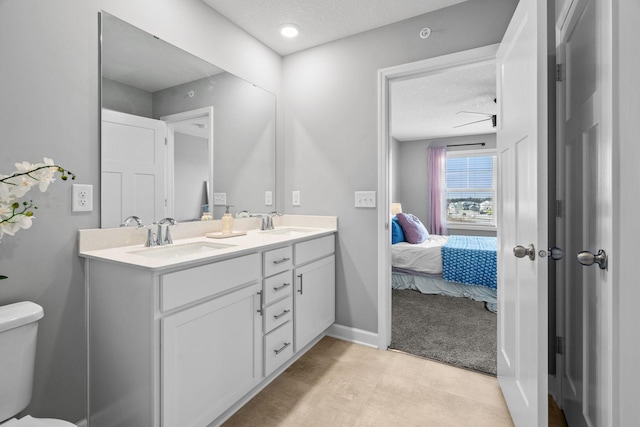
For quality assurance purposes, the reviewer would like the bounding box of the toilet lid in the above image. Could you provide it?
[1,416,75,427]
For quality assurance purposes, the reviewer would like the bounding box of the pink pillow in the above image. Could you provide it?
[396,213,429,244]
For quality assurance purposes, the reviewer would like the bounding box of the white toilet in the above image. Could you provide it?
[0,302,76,426]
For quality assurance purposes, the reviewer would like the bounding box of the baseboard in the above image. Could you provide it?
[325,323,379,348]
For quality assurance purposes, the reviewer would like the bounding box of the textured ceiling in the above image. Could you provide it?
[102,4,496,142]
[390,63,497,141]
[201,0,467,55]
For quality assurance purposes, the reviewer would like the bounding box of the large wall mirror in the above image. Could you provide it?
[99,11,276,227]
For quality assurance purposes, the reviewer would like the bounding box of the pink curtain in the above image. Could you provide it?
[427,146,447,235]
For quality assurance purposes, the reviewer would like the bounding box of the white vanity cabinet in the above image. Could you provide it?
[261,247,295,376]
[85,230,336,427]
[162,282,262,426]
[293,235,336,351]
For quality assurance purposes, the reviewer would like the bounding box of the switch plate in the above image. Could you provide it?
[72,184,93,212]
[213,193,227,206]
[292,190,301,206]
[265,191,273,206]
[355,191,376,208]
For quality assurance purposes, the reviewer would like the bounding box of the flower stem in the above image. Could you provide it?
[0,165,75,185]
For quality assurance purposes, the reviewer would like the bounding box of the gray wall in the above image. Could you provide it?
[102,78,153,117]
[0,0,281,422]
[282,0,517,333]
[395,134,497,237]
[154,73,276,219]
[615,1,640,424]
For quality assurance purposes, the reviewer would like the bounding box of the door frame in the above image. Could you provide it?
[161,107,214,220]
[376,44,499,349]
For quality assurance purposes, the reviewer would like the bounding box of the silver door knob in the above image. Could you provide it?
[513,244,535,260]
[577,249,607,270]
[548,246,565,260]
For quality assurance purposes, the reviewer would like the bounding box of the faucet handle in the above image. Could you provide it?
[159,217,177,225]
[145,227,156,247]
[158,218,177,244]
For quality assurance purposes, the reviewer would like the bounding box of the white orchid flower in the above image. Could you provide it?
[15,213,33,230]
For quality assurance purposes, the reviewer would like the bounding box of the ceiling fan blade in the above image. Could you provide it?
[453,117,491,128]
[456,111,493,116]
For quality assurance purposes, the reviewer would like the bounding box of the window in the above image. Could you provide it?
[445,152,496,227]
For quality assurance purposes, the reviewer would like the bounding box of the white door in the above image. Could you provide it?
[556,0,613,425]
[101,109,167,227]
[496,0,549,425]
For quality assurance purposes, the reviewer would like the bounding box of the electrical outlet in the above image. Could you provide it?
[265,191,273,206]
[72,184,93,212]
[292,190,301,206]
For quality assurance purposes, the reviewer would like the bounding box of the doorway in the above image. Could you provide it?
[377,43,500,351]
[385,58,499,374]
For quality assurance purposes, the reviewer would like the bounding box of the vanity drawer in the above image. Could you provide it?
[263,296,292,333]
[161,253,261,311]
[294,235,335,266]
[263,271,293,305]
[264,321,294,377]
[263,246,293,277]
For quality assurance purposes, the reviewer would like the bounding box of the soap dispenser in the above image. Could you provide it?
[221,205,234,234]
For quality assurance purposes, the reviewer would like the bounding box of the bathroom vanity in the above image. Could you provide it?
[80,217,336,426]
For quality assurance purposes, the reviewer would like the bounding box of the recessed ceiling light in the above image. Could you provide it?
[280,24,299,38]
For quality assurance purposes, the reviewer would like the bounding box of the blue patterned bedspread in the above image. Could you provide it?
[441,236,497,290]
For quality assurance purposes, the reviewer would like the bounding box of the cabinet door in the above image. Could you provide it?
[162,283,262,427]
[294,255,335,352]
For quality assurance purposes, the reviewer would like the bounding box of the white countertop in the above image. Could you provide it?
[79,218,336,271]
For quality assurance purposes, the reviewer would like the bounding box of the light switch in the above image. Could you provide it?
[355,191,376,208]
[213,193,227,206]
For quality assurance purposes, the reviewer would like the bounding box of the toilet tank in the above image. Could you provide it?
[0,301,44,423]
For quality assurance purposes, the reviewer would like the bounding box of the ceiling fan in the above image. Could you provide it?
[454,98,497,128]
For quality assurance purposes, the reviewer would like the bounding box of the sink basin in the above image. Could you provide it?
[129,242,235,259]
[259,227,318,236]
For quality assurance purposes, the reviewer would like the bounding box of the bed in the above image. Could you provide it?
[391,234,498,311]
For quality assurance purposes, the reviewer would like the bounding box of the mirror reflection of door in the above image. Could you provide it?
[162,107,214,222]
[101,109,167,228]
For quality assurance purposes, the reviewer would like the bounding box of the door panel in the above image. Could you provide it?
[496,0,549,425]
[557,0,612,425]
[101,109,166,227]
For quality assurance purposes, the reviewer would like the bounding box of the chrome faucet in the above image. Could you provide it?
[120,216,143,227]
[266,211,282,230]
[156,218,177,245]
[249,213,269,230]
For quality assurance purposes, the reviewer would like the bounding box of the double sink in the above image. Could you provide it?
[128,228,318,259]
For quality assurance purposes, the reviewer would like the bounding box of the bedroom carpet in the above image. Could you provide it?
[390,289,497,375]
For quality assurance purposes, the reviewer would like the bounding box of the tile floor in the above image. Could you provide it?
[223,336,514,426]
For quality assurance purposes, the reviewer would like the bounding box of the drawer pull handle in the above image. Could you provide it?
[297,274,303,294]
[257,290,263,315]
[274,341,291,355]
[273,282,291,292]
[273,309,291,320]
[273,257,291,265]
